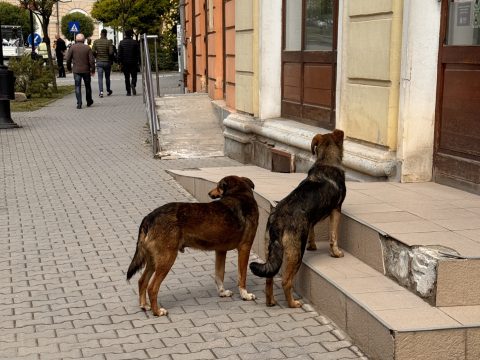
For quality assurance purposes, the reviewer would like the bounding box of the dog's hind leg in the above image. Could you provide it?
[147,251,177,316]
[237,245,255,301]
[282,246,303,308]
[306,225,317,251]
[265,277,276,306]
[329,208,344,258]
[138,258,154,311]
[215,251,233,297]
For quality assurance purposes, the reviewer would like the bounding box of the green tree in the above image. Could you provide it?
[61,12,94,41]
[0,2,34,34]
[91,0,179,70]
[91,0,172,35]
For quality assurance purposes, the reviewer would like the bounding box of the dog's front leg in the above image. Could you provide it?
[237,246,256,301]
[215,251,233,297]
[329,208,344,258]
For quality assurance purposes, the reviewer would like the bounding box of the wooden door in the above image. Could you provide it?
[435,0,480,193]
[281,0,338,129]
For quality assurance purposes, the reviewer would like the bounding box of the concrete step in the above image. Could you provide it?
[167,165,480,359]
[341,181,480,307]
[296,242,480,360]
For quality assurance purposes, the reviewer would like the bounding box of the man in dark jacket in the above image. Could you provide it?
[55,34,67,78]
[118,29,140,96]
[66,33,95,109]
[92,29,113,97]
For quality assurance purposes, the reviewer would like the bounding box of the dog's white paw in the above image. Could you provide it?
[219,289,233,297]
[153,308,168,317]
[240,288,256,301]
[140,304,151,311]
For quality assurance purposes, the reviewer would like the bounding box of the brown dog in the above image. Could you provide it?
[127,176,259,316]
[250,130,346,308]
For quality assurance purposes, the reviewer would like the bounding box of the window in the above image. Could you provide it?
[446,0,480,45]
[305,0,333,50]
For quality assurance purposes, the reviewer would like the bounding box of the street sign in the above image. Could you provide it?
[68,21,80,33]
[27,33,42,46]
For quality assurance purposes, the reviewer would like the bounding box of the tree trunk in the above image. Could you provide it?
[41,17,58,92]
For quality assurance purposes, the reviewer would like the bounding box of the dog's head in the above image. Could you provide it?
[310,129,344,163]
[208,176,255,199]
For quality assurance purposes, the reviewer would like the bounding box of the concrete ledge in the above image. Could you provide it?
[223,113,398,179]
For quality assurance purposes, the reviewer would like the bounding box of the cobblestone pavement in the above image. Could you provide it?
[0,74,367,359]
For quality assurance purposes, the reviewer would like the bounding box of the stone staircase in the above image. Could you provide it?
[167,166,480,360]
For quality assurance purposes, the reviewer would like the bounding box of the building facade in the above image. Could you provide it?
[182,0,480,194]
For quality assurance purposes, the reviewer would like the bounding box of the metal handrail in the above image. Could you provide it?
[140,34,159,155]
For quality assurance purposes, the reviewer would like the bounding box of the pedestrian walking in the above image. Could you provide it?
[118,29,140,96]
[92,29,113,98]
[109,40,118,65]
[66,33,95,109]
[55,34,67,78]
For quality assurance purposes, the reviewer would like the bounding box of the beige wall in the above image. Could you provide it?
[235,0,255,115]
[51,1,99,42]
[339,0,403,150]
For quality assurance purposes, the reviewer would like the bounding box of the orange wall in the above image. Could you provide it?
[207,0,225,100]
[184,0,235,109]
[185,0,194,92]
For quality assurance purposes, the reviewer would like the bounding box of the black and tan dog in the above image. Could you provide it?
[250,130,346,308]
[127,176,259,316]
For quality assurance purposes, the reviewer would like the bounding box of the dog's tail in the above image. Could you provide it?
[249,225,284,278]
[126,219,148,281]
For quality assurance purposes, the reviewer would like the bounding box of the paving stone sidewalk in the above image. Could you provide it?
[0,73,367,359]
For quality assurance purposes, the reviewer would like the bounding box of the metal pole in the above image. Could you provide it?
[56,1,60,35]
[0,21,20,129]
[154,37,159,96]
[179,0,186,93]
[30,9,36,59]
[140,36,146,104]
[0,23,3,67]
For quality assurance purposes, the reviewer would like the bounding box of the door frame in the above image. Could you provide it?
[434,0,480,193]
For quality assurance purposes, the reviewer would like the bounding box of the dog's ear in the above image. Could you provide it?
[242,177,255,190]
[311,134,325,155]
[218,178,228,194]
[332,129,344,145]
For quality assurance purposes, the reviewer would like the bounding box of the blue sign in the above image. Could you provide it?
[27,33,42,46]
[68,21,80,33]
